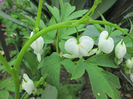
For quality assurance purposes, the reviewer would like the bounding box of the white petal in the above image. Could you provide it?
[126,59,133,69]
[98,37,114,54]
[115,40,126,59]
[64,38,79,57]
[99,31,108,41]
[86,48,98,56]
[130,73,133,83]
[36,53,41,62]
[30,31,34,37]
[31,36,44,53]
[22,74,34,95]
[23,73,30,81]
[62,54,76,58]
[79,36,94,56]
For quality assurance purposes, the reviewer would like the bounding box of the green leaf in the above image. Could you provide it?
[58,83,83,99]
[40,52,61,87]
[23,52,40,80]
[61,59,85,80]
[0,78,15,92]
[43,17,57,44]
[60,24,86,39]
[127,47,133,56]
[0,90,9,99]
[61,3,75,21]
[71,59,85,79]
[61,2,87,21]
[61,59,76,74]
[86,65,121,99]
[86,54,118,68]
[123,36,133,48]
[65,10,88,21]
[41,84,58,99]
[45,3,60,22]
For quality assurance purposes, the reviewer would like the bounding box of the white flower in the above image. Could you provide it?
[115,40,126,59]
[126,58,133,69]
[130,73,133,83]
[30,32,44,62]
[64,36,94,58]
[22,73,35,95]
[98,31,114,54]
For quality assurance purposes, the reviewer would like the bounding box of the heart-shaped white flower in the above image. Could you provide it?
[98,31,114,54]
[30,32,44,62]
[22,73,35,95]
[64,36,94,58]
[115,40,126,59]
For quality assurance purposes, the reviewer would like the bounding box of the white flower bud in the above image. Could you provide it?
[22,73,35,95]
[115,40,126,59]
[30,32,44,62]
[126,58,133,69]
[130,73,133,83]
[98,31,114,54]
[64,36,94,58]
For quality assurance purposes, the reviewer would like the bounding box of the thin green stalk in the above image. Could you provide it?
[74,0,102,25]
[12,69,20,99]
[56,32,59,53]
[35,0,43,31]
[14,21,76,71]
[85,19,133,41]
[0,53,12,74]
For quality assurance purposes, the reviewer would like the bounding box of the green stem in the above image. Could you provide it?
[56,32,59,53]
[14,21,76,71]
[75,0,102,25]
[35,0,43,31]
[0,53,12,74]
[12,69,20,99]
[85,19,133,41]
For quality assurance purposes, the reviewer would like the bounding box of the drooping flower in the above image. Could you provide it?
[22,73,35,95]
[64,36,94,58]
[98,31,114,54]
[126,58,133,69]
[30,32,44,62]
[115,40,126,59]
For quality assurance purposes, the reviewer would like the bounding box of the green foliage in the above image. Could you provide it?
[58,84,83,99]
[62,59,86,79]
[39,52,61,88]
[0,78,15,99]
[86,54,119,68]
[41,84,58,99]
[86,65,121,99]
[23,51,40,80]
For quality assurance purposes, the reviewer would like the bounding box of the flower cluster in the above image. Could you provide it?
[64,31,127,62]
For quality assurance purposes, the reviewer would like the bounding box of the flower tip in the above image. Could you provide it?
[37,53,41,62]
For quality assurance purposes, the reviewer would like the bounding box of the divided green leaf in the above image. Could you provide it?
[86,65,121,99]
